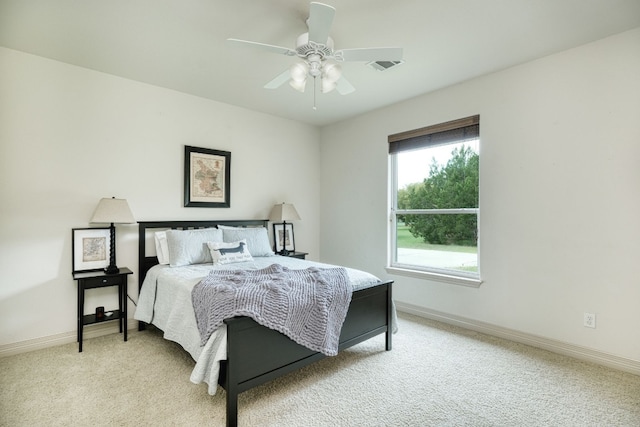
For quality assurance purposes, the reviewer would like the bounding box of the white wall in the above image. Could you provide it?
[2,28,639,365]
[320,28,640,362]
[0,47,320,346]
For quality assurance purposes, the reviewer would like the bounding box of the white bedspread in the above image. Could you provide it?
[134,256,384,395]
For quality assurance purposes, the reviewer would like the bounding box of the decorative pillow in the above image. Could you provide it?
[166,228,223,267]
[207,240,253,265]
[154,231,170,265]
[221,227,274,257]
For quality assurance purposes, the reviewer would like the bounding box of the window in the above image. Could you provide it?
[388,115,480,286]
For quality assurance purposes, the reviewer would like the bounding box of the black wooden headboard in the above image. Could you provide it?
[137,219,269,291]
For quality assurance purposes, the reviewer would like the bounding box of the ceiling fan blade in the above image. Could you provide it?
[335,47,403,62]
[336,76,355,95]
[264,69,292,89]
[227,38,297,56]
[307,2,336,45]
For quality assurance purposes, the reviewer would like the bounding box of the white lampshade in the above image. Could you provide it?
[290,62,309,82]
[289,62,309,93]
[321,79,337,93]
[90,197,135,224]
[269,203,301,222]
[323,62,341,82]
[322,62,340,93]
[289,78,307,93]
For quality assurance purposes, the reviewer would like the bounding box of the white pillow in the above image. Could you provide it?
[207,240,253,265]
[221,227,274,257]
[166,228,223,267]
[154,231,170,265]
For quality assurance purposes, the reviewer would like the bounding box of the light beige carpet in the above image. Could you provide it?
[1,312,639,426]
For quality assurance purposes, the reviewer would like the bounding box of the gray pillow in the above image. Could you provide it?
[221,227,274,257]
[166,228,223,267]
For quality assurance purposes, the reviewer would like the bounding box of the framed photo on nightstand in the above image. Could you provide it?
[72,227,111,273]
[273,223,295,253]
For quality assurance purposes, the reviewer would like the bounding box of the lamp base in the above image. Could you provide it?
[277,249,290,256]
[104,265,119,275]
[105,223,119,275]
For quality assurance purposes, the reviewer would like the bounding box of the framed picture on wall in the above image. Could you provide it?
[184,145,231,208]
[273,223,295,254]
[72,228,111,273]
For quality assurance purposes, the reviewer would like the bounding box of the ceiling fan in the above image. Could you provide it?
[227,2,403,106]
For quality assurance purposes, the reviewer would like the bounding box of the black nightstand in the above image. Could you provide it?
[286,252,308,260]
[73,267,132,352]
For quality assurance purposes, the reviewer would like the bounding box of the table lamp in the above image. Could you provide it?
[269,202,301,256]
[90,197,135,274]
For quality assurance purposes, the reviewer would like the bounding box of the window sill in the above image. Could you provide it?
[385,266,482,288]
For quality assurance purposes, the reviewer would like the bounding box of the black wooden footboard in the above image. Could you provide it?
[220,281,393,427]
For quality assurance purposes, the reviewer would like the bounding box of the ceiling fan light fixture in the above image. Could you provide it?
[228,2,404,102]
[289,78,307,92]
[320,62,341,93]
[290,62,309,82]
[321,79,337,93]
[322,62,341,82]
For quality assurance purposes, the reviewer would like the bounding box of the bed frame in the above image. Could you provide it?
[137,220,393,427]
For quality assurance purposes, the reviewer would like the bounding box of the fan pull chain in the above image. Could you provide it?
[313,77,317,110]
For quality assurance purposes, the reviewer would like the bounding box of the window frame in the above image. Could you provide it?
[387,115,482,287]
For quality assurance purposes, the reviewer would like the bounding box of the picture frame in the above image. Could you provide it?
[184,145,231,208]
[72,228,111,273]
[273,223,295,253]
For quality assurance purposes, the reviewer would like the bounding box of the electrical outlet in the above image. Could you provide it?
[584,312,596,328]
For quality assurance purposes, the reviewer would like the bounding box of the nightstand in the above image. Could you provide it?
[73,267,132,352]
[286,252,308,260]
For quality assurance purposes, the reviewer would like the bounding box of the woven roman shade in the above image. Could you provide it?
[388,115,479,154]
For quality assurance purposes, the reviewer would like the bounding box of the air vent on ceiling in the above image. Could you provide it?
[366,60,404,72]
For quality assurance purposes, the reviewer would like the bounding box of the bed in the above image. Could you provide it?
[135,219,394,427]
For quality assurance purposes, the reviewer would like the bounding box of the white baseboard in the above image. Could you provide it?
[5,308,640,378]
[0,319,139,358]
[396,302,640,376]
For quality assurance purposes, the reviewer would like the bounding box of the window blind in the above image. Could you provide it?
[388,115,479,154]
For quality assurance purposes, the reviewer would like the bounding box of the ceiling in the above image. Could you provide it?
[1,0,639,126]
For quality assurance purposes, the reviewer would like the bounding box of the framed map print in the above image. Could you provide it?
[72,227,111,273]
[184,145,231,208]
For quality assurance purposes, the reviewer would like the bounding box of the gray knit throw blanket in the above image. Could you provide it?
[192,264,352,356]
